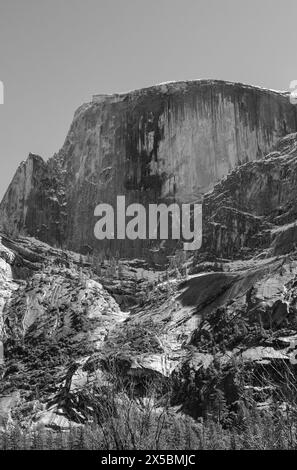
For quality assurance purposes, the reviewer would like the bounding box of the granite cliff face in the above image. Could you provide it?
[2,131,297,439]
[1,80,296,258]
[201,133,297,258]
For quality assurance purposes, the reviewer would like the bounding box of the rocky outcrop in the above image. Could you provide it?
[3,83,297,433]
[201,132,297,258]
[1,80,296,258]
[0,233,132,427]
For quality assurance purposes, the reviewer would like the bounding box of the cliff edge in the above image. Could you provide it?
[1,80,296,257]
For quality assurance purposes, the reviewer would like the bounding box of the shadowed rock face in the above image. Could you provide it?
[1,80,296,257]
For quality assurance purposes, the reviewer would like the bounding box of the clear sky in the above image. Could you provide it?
[0,0,297,199]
